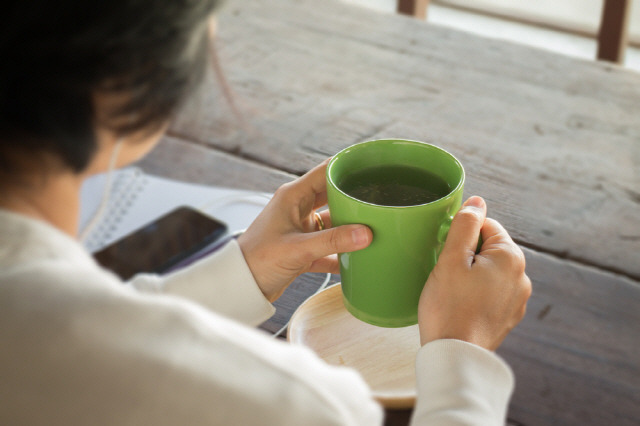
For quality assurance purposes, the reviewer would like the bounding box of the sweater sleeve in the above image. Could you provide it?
[411,339,514,426]
[2,262,384,426]
[126,239,275,326]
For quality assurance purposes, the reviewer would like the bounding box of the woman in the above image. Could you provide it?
[0,0,531,424]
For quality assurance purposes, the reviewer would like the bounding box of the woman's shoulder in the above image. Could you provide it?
[0,253,381,426]
[0,209,99,275]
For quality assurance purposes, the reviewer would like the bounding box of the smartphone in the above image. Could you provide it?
[93,206,228,280]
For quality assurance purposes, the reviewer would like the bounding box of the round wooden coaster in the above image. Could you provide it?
[287,283,420,409]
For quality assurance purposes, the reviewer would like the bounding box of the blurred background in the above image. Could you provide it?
[343,0,640,71]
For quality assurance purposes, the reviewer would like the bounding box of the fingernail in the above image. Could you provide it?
[352,226,370,247]
[463,196,485,209]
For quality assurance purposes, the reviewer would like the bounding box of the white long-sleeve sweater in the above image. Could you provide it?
[0,209,514,425]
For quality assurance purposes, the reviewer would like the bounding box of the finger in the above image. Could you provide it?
[480,218,526,270]
[309,179,329,210]
[296,224,372,264]
[280,160,331,215]
[314,192,328,210]
[308,254,340,274]
[317,209,332,229]
[440,196,487,267]
[480,217,514,247]
[298,158,330,195]
[306,210,332,233]
[298,159,334,209]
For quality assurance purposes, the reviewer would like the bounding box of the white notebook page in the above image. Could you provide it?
[79,167,271,252]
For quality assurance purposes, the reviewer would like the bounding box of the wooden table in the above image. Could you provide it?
[137,0,640,424]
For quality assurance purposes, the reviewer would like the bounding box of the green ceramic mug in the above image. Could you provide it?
[326,139,465,327]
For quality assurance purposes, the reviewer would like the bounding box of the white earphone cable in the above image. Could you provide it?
[79,139,123,242]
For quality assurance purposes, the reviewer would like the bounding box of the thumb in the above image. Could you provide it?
[440,196,487,266]
[297,224,372,263]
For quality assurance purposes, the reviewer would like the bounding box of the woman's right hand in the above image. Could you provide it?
[418,196,532,351]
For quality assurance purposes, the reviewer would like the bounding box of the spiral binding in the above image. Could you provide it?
[83,168,147,252]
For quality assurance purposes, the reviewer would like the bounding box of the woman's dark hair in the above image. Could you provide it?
[0,0,220,174]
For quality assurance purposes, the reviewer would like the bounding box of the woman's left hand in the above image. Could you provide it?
[237,160,372,302]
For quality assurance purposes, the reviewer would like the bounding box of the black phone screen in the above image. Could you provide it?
[93,206,228,280]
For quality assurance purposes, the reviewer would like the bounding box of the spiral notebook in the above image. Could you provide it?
[79,167,271,253]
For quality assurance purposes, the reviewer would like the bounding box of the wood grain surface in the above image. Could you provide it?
[288,284,420,409]
[170,0,640,281]
[137,1,640,423]
[502,247,640,426]
[139,136,640,425]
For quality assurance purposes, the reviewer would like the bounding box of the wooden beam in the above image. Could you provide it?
[597,0,632,63]
[397,0,430,20]
[435,0,640,49]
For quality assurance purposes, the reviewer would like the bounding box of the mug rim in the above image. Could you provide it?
[326,139,465,210]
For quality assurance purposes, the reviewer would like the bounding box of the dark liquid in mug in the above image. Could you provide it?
[339,165,451,207]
